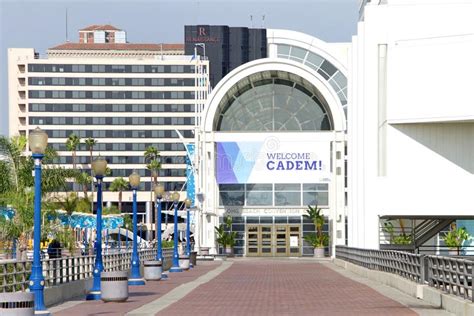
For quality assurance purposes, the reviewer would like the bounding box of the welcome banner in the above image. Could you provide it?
[216,139,330,184]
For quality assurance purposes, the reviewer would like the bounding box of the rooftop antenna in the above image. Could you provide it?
[261,14,265,28]
[250,15,253,28]
[65,8,69,42]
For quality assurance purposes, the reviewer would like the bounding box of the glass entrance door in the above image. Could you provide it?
[260,226,273,256]
[288,225,301,256]
[275,225,289,256]
[246,224,301,256]
[247,225,259,256]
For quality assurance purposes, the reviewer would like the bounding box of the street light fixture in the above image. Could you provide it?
[28,127,50,315]
[128,171,145,285]
[184,198,193,268]
[86,156,107,300]
[169,191,182,272]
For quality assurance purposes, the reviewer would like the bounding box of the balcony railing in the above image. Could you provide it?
[336,245,474,302]
[0,247,172,292]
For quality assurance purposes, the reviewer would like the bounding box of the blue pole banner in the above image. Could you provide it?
[186,143,195,206]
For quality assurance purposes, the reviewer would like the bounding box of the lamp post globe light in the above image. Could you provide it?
[184,198,193,268]
[154,184,169,280]
[128,172,146,285]
[86,156,107,300]
[169,192,182,272]
[28,127,50,315]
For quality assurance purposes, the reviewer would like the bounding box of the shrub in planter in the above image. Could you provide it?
[443,224,470,255]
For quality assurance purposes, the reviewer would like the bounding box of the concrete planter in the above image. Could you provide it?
[190,251,197,266]
[314,247,325,258]
[144,260,162,281]
[179,255,190,270]
[214,254,227,261]
[0,292,34,316]
[200,247,210,255]
[225,247,234,256]
[101,270,129,302]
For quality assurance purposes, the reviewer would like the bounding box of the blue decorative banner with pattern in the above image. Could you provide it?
[186,143,195,206]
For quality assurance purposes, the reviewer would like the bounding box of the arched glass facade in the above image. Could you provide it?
[215,71,332,132]
[276,44,347,107]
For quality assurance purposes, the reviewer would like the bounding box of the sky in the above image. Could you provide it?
[0,0,359,136]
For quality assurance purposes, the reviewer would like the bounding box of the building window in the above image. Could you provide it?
[92,117,106,125]
[131,78,145,86]
[111,78,125,86]
[219,184,245,206]
[246,184,272,206]
[91,65,106,73]
[131,65,145,73]
[52,91,66,98]
[92,91,106,99]
[151,78,164,86]
[112,104,126,112]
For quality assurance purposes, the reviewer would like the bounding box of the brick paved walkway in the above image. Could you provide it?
[52,261,219,316]
[157,259,417,316]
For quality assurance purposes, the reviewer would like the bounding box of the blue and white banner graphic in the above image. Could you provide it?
[216,138,330,184]
[186,143,195,206]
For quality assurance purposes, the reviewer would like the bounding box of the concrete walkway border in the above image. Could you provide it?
[334,258,474,316]
[126,261,233,316]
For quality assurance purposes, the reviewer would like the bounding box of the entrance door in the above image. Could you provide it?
[246,225,274,256]
[260,226,273,256]
[288,225,301,256]
[275,225,289,256]
[247,225,259,256]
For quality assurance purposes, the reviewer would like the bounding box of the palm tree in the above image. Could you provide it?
[84,138,97,210]
[146,160,161,188]
[304,205,325,242]
[0,135,27,192]
[76,172,92,198]
[66,134,81,192]
[84,138,97,170]
[144,146,161,228]
[144,146,159,163]
[110,177,129,212]
[66,134,81,170]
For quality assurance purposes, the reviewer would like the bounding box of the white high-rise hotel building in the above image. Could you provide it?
[8,25,209,233]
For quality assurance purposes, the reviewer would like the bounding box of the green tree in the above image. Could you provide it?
[0,161,12,194]
[0,135,28,192]
[0,136,79,257]
[84,138,97,170]
[66,134,81,192]
[65,134,81,170]
[76,172,92,198]
[84,137,97,211]
[110,177,129,212]
[144,146,160,225]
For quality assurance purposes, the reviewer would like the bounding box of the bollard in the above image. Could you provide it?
[101,270,129,302]
[144,260,162,281]
[0,292,34,316]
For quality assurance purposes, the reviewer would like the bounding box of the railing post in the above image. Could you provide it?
[420,255,426,284]
[471,259,474,302]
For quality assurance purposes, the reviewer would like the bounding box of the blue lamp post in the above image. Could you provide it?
[169,192,182,272]
[128,172,145,285]
[184,198,193,268]
[28,127,50,315]
[86,156,107,300]
[154,184,169,279]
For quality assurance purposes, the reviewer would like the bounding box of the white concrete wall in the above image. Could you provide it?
[349,1,474,248]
